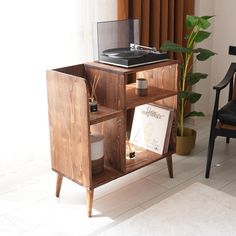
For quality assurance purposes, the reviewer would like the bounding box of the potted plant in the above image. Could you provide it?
[161,15,216,155]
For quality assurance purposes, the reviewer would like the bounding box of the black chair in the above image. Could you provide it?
[205,63,236,178]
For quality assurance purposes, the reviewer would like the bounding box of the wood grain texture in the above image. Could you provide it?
[85,65,125,110]
[136,64,178,100]
[85,60,177,76]
[47,61,178,217]
[92,165,123,188]
[126,83,177,109]
[90,117,126,172]
[55,64,86,77]
[47,62,178,183]
[46,67,92,187]
[89,106,123,125]
[125,145,174,173]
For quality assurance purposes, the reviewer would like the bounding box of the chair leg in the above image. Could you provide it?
[226,137,230,143]
[205,132,216,179]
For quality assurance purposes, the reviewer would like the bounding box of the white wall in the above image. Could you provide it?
[209,0,236,111]
[195,0,236,115]
[0,0,117,177]
[193,0,215,115]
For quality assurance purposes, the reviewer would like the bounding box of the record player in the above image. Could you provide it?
[94,19,168,68]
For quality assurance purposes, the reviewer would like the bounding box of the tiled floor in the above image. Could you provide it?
[1,117,236,235]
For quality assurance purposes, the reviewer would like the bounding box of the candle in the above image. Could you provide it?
[136,78,148,96]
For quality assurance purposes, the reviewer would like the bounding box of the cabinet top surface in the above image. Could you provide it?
[84,60,178,74]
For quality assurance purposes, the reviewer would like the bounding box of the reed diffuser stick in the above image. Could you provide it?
[90,74,100,101]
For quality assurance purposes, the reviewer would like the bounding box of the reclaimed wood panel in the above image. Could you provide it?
[89,106,123,125]
[84,60,177,76]
[85,65,125,110]
[126,146,174,173]
[126,84,177,109]
[137,64,178,107]
[90,116,126,172]
[46,69,92,187]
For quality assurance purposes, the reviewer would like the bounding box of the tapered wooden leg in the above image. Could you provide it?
[56,173,63,197]
[166,155,173,178]
[86,188,94,217]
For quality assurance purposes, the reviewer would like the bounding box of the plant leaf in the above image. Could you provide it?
[198,17,211,29]
[179,91,202,104]
[186,15,199,28]
[160,41,192,54]
[201,15,215,20]
[188,92,202,103]
[194,48,216,61]
[187,72,208,85]
[185,111,205,118]
[194,31,211,43]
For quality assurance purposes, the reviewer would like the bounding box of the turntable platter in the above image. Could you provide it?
[103,48,149,59]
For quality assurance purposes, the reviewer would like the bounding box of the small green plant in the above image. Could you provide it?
[161,15,216,137]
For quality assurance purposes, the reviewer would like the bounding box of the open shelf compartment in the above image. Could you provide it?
[126,83,177,109]
[89,106,123,125]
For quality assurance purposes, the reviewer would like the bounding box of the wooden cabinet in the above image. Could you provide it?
[46,60,178,217]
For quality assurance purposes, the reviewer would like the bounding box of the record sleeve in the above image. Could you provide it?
[130,104,174,155]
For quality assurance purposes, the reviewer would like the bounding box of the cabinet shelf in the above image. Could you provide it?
[126,83,177,109]
[92,165,123,188]
[89,105,122,125]
[125,146,174,173]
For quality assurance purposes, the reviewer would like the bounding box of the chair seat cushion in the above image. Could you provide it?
[218,99,236,126]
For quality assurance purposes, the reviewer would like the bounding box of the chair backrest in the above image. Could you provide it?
[228,46,236,99]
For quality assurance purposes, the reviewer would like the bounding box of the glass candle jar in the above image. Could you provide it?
[136,78,148,96]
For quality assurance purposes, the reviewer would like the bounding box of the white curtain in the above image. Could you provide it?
[0,0,117,178]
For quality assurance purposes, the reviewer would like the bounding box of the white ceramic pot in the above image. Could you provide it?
[90,133,104,160]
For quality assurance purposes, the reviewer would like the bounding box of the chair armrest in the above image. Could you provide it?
[213,63,236,90]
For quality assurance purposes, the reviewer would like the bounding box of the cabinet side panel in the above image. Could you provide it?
[85,66,125,110]
[55,64,85,77]
[46,70,91,187]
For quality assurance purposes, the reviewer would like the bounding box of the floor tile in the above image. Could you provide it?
[0,216,22,235]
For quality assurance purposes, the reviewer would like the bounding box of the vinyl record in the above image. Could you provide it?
[103,48,148,59]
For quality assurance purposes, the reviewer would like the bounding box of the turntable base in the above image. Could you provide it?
[100,48,168,68]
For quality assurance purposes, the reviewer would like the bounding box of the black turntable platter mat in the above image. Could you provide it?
[103,48,149,59]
